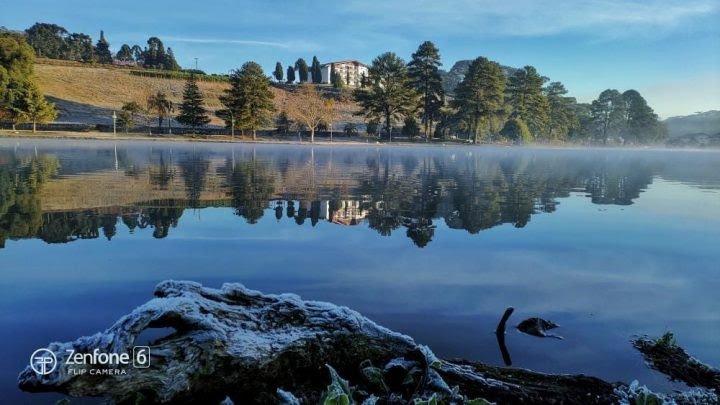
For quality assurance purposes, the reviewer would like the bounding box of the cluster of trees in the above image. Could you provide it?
[118,74,211,133]
[354,41,665,145]
[273,56,325,85]
[24,23,180,70]
[0,32,57,132]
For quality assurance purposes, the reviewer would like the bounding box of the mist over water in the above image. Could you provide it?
[1,138,719,402]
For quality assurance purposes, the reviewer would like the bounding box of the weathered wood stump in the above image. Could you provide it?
[16,281,718,404]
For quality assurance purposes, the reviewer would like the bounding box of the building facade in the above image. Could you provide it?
[320,60,368,87]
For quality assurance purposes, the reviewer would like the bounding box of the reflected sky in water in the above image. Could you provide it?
[0,138,719,402]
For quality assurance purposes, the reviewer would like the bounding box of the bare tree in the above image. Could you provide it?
[286,83,329,143]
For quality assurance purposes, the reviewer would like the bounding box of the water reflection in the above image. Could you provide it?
[0,142,718,249]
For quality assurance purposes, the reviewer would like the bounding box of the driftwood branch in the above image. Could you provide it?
[15,281,717,404]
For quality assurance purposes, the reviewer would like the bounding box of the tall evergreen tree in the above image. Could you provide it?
[286,65,295,83]
[311,56,322,84]
[543,81,577,141]
[590,89,626,144]
[452,57,505,143]
[143,37,166,69]
[164,47,180,70]
[353,52,418,141]
[94,30,112,64]
[13,81,58,133]
[24,23,68,59]
[294,58,309,82]
[621,90,664,144]
[66,33,95,62]
[115,44,133,61]
[176,75,210,132]
[219,62,275,140]
[274,62,284,82]
[407,41,444,139]
[1,33,56,131]
[506,65,549,138]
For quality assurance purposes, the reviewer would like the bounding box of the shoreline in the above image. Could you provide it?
[1,130,717,152]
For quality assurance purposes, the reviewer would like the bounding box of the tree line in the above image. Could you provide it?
[23,22,180,70]
[0,32,57,132]
[353,41,666,145]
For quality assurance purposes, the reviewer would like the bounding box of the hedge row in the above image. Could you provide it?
[129,70,229,82]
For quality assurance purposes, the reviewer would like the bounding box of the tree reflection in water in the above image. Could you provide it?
[0,146,681,249]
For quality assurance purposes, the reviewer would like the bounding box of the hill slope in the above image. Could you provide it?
[33,61,361,128]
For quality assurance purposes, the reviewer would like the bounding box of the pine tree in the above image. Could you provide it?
[294,58,309,82]
[452,57,505,143]
[274,62,284,82]
[507,66,550,137]
[621,90,664,144]
[95,30,112,64]
[353,52,418,141]
[311,56,322,84]
[164,48,180,70]
[13,81,57,133]
[408,41,444,139]
[220,62,275,140]
[286,65,295,83]
[544,81,576,141]
[590,89,626,144]
[176,75,210,132]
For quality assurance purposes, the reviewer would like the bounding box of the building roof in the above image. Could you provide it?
[321,60,368,68]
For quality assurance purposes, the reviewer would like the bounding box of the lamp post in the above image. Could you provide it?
[229,110,235,140]
[112,111,117,136]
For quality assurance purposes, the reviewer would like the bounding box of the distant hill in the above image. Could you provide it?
[440,60,518,95]
[666,132,720,148]
[664,110,720,138]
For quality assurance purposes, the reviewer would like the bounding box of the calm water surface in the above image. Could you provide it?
[1,138,719,403]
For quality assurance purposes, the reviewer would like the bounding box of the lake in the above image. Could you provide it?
[1,138,719,403]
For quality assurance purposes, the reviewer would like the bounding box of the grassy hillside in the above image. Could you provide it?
[33,60,360,127]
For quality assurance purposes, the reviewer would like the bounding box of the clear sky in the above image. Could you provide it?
[2,0,719,118]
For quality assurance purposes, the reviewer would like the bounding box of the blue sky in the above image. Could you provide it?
[2,0,719,117]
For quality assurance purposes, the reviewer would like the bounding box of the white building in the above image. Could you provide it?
[320,60,368,87]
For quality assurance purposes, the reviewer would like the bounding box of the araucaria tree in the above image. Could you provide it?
[407,41,444,139]
[506,65,549,138]
[452,57,505,143]
[286,83,328,143]
[176,75,210,132]
[274,62,284,82]
[311,56,322,84]
[354,52,418,141]
[220,62,275,140]
[94,30,112,64]
[294,58,309,83]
